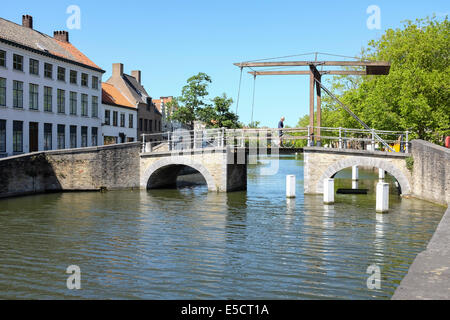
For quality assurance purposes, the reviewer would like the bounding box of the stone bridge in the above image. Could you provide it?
[0,139,447,207]
[303,147,412,196]
[140,147,247,192]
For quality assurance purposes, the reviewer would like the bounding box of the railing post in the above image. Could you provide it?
[371,128,375,151]
[193,129,197,149]
[339,127,342,149]
[307,126,311,147]
[222,128,225,147]
[344,129,347,149]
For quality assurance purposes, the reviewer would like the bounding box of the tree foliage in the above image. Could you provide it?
[197,94,241,128]
[302,16,449,144]
[169,73,241,129]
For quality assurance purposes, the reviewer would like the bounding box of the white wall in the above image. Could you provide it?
[101,103,137,143]
[0,42,103,156]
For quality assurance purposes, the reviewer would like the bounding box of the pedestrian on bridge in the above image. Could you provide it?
[278,117,285,146]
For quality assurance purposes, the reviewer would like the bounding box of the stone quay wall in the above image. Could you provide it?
[0,142,141,199]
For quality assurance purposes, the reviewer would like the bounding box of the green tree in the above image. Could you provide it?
[197,94,241,128]
[247,121,260,128]
[169,73,212,128]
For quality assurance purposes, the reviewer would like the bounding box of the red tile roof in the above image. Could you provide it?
[102,83,135,109]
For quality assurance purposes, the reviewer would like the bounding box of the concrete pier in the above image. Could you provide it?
[323,179,334,204]
[376,182,389,213]
[352,165,359,181]
[379,168,385,180]
[286,175,296,198]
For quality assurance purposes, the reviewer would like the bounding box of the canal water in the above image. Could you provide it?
[0,156,445,299]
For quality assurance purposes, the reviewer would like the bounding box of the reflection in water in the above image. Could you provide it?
[0,156,445,300]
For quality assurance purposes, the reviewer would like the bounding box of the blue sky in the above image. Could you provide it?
[2,0,448,127]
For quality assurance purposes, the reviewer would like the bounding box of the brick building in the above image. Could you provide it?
[105,63,161,142]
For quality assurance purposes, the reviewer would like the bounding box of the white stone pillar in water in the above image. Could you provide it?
[376,182,389,213]
[352,165,359,181]
[323,179,335,204]
[286,175,296,198]
[379,168,385,180]
[352,180,359,190]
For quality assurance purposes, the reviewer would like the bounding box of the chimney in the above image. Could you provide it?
[53,31,69,43]
[112,63,124,77]
[131,70,141,84]
[22,15,33,29]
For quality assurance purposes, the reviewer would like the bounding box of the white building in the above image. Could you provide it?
[0,15,104,157]
[101,82,137,144]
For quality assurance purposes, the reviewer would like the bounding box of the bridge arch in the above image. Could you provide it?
[315,156,412,195]
[141,157,217,191]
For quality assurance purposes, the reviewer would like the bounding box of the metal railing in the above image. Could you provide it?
[141,126,410,154]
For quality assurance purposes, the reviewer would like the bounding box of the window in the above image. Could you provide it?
[70,92,77,115]
[57,125,65,150]
[81,73,88,86]
[159,120,161,132]
[105,110,111,125]
[13,81,23,108]
[29,59,39,75]
[129,114,133,128]
[0,50,5,67]
[120,113,125,127]
[70,70,77,84]
[91,96,98,118]
[13,121,23,153]
[91,127,98,146]
[113,111,118,126]
[44,87,52,112]
[57,89,65,113]
[92,76,98,90]
[144,119,148,132]
[0,78,5,106]
[81,126,87,147]
[57,67,66,81]
[70,126,77,148]
[44,63,53,78]
[0,120,6,153]
[139,118,142,131]
[29,84,39,110]
[13,54,23,71]
[149,119,153,132]
[81,94,88,116]
[44,123,52,151]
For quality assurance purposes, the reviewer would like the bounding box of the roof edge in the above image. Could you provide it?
[0,37,105,74]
